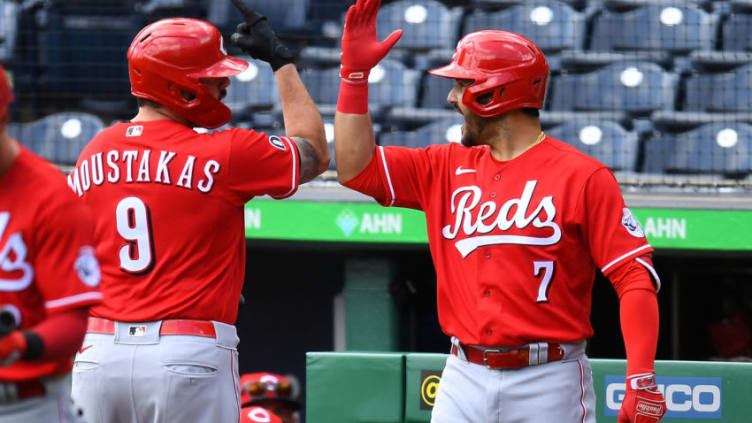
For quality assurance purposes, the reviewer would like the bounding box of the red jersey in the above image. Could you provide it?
[0,145,101,380]
[69,120,299,324]
[344,137,653,346]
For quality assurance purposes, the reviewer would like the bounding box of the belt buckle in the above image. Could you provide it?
[482,348,502,369]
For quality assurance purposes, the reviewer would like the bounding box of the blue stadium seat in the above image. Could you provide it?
[137,0,206,19]
[420,73,455,109]
[549,62,678,113]
[667,122,752,175]
[641,132,674,174]
[207,0,310,35]
[590,5,718,53]
[23,112,105,165]
[545,120,639,170]
[722,12,752,51]
[463,1,586,52]
[376,0,463,51]
[684,64,752,112]
[302,60,421,115]
[378,118,463,148]
[36,3,142,96]
[0,1,20,62]
[224,57,278,118]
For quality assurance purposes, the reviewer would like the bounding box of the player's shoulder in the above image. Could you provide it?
[14,146,80,205]
[541,136,608,173]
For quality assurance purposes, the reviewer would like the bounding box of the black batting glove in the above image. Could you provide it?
[229,0,295,71]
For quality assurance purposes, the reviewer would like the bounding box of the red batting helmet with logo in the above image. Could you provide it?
[240,406,284,423]
[0,64,13,119]
[127,18,248,129]
[240,372,300,409]
[429,30,549,118]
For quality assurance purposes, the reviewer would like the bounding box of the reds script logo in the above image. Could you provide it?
[0,212,33,291]
[441,181,561,257]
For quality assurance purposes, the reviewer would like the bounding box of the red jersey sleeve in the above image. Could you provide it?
[579,167,654,277]
[227,129,301,203]
[33,202,102,314]
[342,145,437,211]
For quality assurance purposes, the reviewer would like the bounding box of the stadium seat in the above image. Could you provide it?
[420,73,454,109]
[36,2,141,97]
[722,12,752,52]
[463,1,586,52]
[302,60,421,116]
[641,132,674,174]
[0,1,20,62]
[23,112,105,165]
[590,5,718,53]
[545,120,639,170]
[549,62,678,113]
[378,118,464,148]
[667,122,752,175]
[376,0,463,51]
[224,57,279,119]
[684,64,752,112]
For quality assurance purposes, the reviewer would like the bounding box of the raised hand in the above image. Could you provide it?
[340,0,402,84]
[229,0,295,71]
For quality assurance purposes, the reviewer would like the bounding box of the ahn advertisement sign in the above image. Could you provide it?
[604,376,722,419]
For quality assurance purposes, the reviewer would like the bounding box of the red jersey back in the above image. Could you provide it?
[345,137,653,346]
[69,120,299,324]
[0,145,101,380]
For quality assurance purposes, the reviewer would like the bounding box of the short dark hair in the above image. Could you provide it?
[521,108,539,117]
[136,97,162,108]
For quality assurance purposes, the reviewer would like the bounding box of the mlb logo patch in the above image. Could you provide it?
[126,125,143,137]
[129,326,147,336]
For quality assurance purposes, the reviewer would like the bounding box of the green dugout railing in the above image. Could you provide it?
[306,352,752,423]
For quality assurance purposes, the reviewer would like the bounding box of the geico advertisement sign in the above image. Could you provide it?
[604,376,722,419]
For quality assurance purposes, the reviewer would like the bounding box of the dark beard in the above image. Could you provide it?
[461,114,482,147]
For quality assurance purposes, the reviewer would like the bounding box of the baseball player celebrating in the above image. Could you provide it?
[334,1,666,422]
[0,63,101,421]
[68,3,328,422]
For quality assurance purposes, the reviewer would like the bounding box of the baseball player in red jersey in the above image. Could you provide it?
[0,63,101,421]
[68,3,328,422]
[334,1,666,422]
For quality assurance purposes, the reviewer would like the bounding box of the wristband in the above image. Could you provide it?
[337,79,369,114]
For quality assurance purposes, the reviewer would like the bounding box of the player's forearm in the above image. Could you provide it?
[334,110,376,183]
[275,64,329,172]
[619,288,659,375]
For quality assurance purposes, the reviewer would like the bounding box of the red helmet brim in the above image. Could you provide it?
[189,56,249,79]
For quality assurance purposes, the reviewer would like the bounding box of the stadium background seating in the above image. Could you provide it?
[0,0,749,183]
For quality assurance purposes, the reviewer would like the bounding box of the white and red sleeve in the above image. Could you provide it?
[34,202,102,314]
[227,129,301,202]
[342,145,437,211]
[579,167,656,283]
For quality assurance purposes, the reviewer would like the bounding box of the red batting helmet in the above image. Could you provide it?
[0,64,13,119]
[429,30,549,118]
[127,18,248,129]
[240,372,300,409]
[240,406,284,423]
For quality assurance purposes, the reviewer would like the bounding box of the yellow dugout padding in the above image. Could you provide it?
[306,352,752,423]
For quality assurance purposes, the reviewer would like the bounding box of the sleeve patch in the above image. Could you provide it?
[622,208,645,238]
[75,246,101,287]
[269,136,287,151]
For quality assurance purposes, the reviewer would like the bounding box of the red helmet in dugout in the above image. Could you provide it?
[240,406,284,423]
[240,372,300,409]
[0,64,13,119]
[429,30,549,118]
[127,18,248,129]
